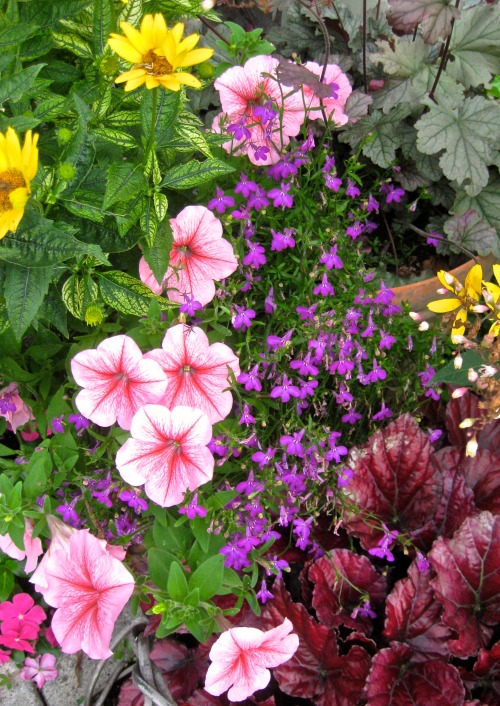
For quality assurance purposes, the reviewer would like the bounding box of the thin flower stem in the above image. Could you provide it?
[408,223,478,264]
[428,0,460,102]
[144,86,158,166]
[296,0,330,124]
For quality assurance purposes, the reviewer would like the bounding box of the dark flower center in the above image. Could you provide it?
[141,50,173,77]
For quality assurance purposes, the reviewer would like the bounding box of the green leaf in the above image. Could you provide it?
[92,85,112,121]
[339,105,410,168]
[387,0,460,44]
[415,96,500,197]
[141,221,171,286]
[97,270,174,316]
[103,163,148,209]
[52,30,93,58]
[119,0,143,26]
[444,211,498,257]
[92,126,138,149]
[0,210,109,267]
[188,555,224,601]
[453,173,500,236]
[140,197,158,244]
[24,449,52,499]
[38,290,69,338]
[93,0,114,55]
[174,123,213,158]
[447,5,500,89]
[161,159,235,190]
[0,565,14,602]
[0,22,38,52]
[105,111,141,128]
[190,514,210,553]
[34,94,69,121]
[5,265,53,340]
[167,561,189,602]
[432,350,487,385]
[62,190,105,224]
[148,548,176,591]
[62,275,98,320]
[140,89,181,149]
[153,192,168,222]
[0,63,45,107]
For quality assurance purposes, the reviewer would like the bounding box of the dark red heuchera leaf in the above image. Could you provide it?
[262,579,371,706]
[364,642,465,706]
[458,448,500,515]
[429,512,500,658]
[343,414,441,548]
[446,391,500,450]
[474,641,500,702]
[309,549,386,633]
[150,638,209,701]
[412,451,476,548]
[178,690,227,706]
[384,560,453,661]
[117,679,144,706]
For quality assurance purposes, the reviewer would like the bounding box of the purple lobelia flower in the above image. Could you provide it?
[243,240,267,268]
[119,488,148,514]
[208,187,235,215]
[265,286,277,314]
[256,580,274,604]
[252,447,276,468]
[369,523,399,562]
[232,305,256,331]
[267,182,293,209]
[313,273,335,297]
[271,228,296,251]
[247,186,269,211]
[346,178,361,198]
[320,245,343,270]
[178,492,207,519]
[270,375,301,403]
[238,403,256,426]
[179,293,203,316]
[234,173,258,197]
[227,117,251,141]
[238,365,262,392]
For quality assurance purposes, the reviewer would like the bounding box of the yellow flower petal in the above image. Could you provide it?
[169,23,184,45]
[108,35,143,63]
[9,186,29,210]
[177,33,200,54]
[489,320,500,338]
[5,127,22,167]
[493,264,500,287]
[123,75,148,91]
[173,71,202,88]
[177,47,214,68]
[464,263,482,299]
[145,75,160,89]
[451,308,467,337]
[484,281,500,302]
[21,130,38,181]
[436,270,457,293]
[427,297,461,313]
[115,67,147,83]
[120,21,150,54]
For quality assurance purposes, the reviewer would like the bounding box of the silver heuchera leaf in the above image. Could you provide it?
[444,209,498,256]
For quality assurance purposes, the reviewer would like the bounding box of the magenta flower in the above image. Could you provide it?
[232,305,256,331]
[0,593,46,633]
[0,623,38,653]
[212,55,306,166]
[267,182,293,209]
[237,365,262,392]
[39,530,134,659]
[320,245,343,270]
[243,240,267,268]
[271,228,296,251]
[205,618,299,701]
[313,273,335,297]
[145,324,240,424]
[301,61,352,124]
[71,335,168,431]
[270,376,301,403]
[256,580,274,604]
[208,187,235,215]
[20,653,58,689]
[116,404,214,508]
[0,647,10,663]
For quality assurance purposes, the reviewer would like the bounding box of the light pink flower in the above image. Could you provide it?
[30,515,125,593]
[213,55,306,165]
[115,404,214,507]
[20,653,58,688]
[301,62,352,125]
[0,518,42,574]
[71,335,168,430]
[0,382,34,432]
[145,325,240,423]
[39,530,134,660]
[138,256,163,295]
[205,618,299,701]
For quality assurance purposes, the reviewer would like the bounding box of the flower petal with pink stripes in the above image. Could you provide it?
[71,335,168,430]
[115,404,214,507]
[164,205,238,305]
[145,324,240,423]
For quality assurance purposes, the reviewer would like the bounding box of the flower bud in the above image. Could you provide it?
[57,162,76,181]
[418,321,429,331]
[451,387,468,398]
[454,354,463,369]
[465,436,478,458]
[56,127,73,145]
[467,368,478,382]
[459,417,476,428]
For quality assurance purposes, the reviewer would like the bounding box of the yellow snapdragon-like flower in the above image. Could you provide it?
[108,14,214,92]
[427,263,483,339]
[0,127,39,241]
[482,263,500,337]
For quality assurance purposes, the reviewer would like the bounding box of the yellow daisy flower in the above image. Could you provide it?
[0,127,39,241]
[482,263,500,337]
[427,263,483,339]
[108,14,214,92]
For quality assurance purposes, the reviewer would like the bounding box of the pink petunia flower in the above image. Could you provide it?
[204,618,299,701]
[139,206,238,306]
[0,382,35,433]
[0,593,46,633]
[71,335,169,430]
[301,62,352,125]
[30,515,125,593]
[19,653,58,688]
[145,324,240,424]
[212,55,306,166]
[115,404,214,507]
[38,530,134,660]
[0,518,43,574]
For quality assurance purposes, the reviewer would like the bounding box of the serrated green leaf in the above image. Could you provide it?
[118,0,143,26]
[167,561,189,602]
[447,5,500,89]
[0,209,109,267]
[38,289,69,337]
[93,0,114,55]
[188,555,224,601]
[174,123,213,158]
[97,270,174,316]
[62,190,105,223]
[142,219,172,283]
[105,111,141,127]
[62,275,98,320]
[0,22,38,52]
[140,89,181,149]
[33,94,69,121]
[52,30,93,58]
[103,162,147,209]
[5,265,53,340]
[92,125,137,149]
[453,173,500,238]
[0,63,45,107]
[0,301,9,335]
[92,85,112,120]
[140,197,158,243]
[161,158,235,190]
[415,96,500,197]
[444,211,498,257]
[153,192,168,221]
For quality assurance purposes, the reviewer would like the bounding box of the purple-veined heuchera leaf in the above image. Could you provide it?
[429,511,500,658]
[387,0,460,44]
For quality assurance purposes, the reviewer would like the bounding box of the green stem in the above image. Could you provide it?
[144,87,158,166]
